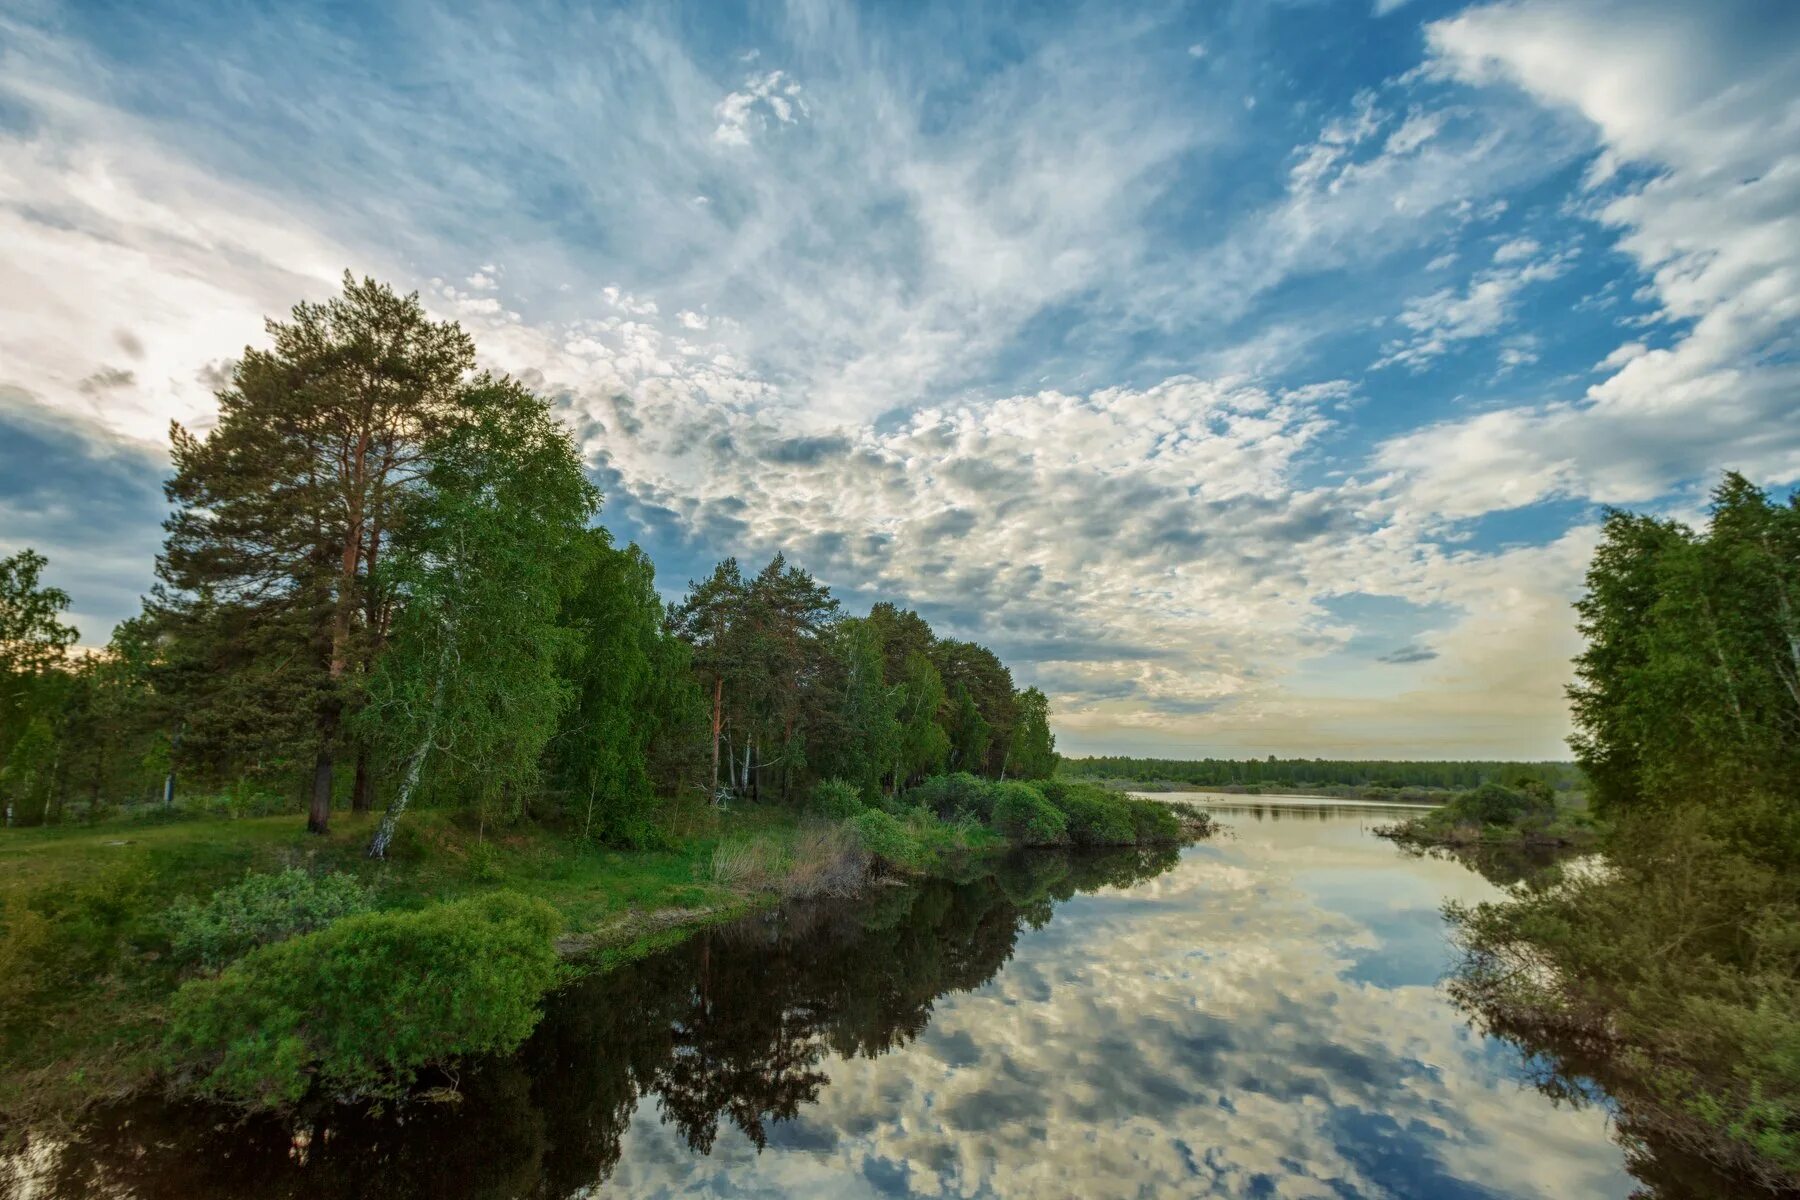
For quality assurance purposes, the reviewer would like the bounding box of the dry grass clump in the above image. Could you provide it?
[709,820,869,899]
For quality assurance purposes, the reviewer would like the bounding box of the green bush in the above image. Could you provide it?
[990,782,1068,846]
[1047,782,1137,846]
[163,869,374,970]
[848,809,926,871]
[1445,781,1554,828]
[807,777,866,819]
[1125,796,1183,843]
[904,772,995,822]
[162,891,562,1109]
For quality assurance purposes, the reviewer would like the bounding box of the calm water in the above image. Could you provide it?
[2,799,1642,1199]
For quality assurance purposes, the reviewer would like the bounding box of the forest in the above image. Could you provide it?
[1449,474,1800,1190]
[1061,755,1581,793]
[0,276,1055,850]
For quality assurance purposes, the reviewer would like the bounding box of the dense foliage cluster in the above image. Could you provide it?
[161,869,374,970]
[1450,475,1800,1189]
[0,276,1051,850]
[162,891,563,1108]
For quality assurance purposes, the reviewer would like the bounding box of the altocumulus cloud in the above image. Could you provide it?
[0,0,1794,756]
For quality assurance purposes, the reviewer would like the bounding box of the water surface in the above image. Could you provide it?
[2,800,1638,1199]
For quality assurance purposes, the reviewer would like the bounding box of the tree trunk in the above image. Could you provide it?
[710,677,723,796]
[351,748,374,813]
[369,619,450,858]
[308,746,334,834]
[369,723,432,859]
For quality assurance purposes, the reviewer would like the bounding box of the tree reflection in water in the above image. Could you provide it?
[0,845,1179,1200]
[1427,841,1788,1200]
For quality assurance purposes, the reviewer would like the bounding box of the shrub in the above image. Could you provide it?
[162,891,562,1109]
[903,772,995,822]
[1444,782,1555,828]
[807,777,866,819]
[849,809,926,871]
[1125,796,1183,843]
[1047,782,1136,846]
[163,869,374,970]
[990,782,1068,846]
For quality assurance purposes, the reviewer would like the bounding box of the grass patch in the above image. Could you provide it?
[0,801,819,1121]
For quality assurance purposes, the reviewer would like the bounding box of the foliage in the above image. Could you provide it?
[356,376,597,854]
[162,891,562,1109]
[0,549,78,818]
[1127,796,1185,843]
[1569,474,1800,814]
[549,531,705,847]
[1,862,150,1030]
[1448,474,1800,1190]
[162,868,374,970]
[1038,779,1135,846]
[904,772,997,822]
[1445,781,1556,827]
[848,809,927,872]
[806,778,865,819]
[990,782,1068,846]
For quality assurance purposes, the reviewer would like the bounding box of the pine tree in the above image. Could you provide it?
[160,275,476,833]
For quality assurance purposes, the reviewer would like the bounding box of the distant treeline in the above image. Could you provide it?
[1059,756,1582,792]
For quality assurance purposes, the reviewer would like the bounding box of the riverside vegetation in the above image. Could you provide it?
[0,276,1209,1123]
[1442,475,1800,1193]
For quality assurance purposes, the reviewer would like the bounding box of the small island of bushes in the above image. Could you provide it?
[1374,780,1603,849]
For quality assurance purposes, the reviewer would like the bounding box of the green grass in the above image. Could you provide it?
[0,801,830,1122]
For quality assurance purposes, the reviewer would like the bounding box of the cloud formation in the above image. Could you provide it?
[0,0,1794,756]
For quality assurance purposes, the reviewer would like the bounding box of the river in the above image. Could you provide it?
[1,797,1641,1199]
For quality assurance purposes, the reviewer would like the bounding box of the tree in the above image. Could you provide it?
[0,549,78,765]
[943,683,989,774]
[893,650,949,789]
[1007,686,1056,780]
[807,618,901,799]
[2,716,55,826]
[361,376,596,858]
[161,274,477,834]
[670,559,749,796]
[550,529,705,845]
[1569,474,1800,814]
[672,554,836,801]
[931,640,1017,776]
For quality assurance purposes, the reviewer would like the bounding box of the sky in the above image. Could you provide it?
[1,0,1796,761]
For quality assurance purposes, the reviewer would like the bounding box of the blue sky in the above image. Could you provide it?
[2,0,1796,758]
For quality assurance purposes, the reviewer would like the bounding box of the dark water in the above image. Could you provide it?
[2,801,1646,1199]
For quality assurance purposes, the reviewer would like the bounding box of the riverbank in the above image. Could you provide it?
[1371,781,1603,850]
[0,803,960,1125]
[0,783,1214,1124]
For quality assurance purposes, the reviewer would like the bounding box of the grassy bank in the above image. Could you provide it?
[0,801,946,1124]
[1,777,1208,1124]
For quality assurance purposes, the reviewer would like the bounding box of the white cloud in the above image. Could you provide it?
[1383,0,1800,515]
[1374,242,1570,371]
[713,69,808,146]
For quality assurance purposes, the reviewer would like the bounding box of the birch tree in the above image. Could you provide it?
[362,376,595,858]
